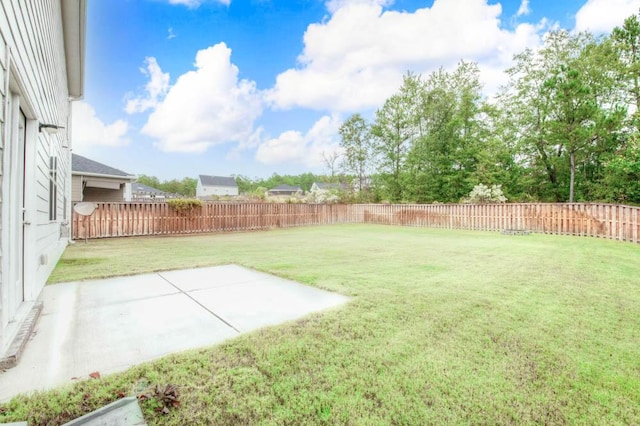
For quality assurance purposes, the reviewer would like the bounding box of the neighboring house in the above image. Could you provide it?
[130,182,170,202]
[196,175,238,198]
[71,154,136,202]
[0,1,86,361]
[268,184,303,196]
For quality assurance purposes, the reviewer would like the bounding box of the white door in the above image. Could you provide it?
[4,99,26,325]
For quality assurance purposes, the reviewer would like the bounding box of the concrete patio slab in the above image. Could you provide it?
[0,265,349,402]
[190,276,349,333]
[72,273,178,309]
[158,264,260,292]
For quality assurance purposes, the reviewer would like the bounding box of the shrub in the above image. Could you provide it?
[251,187,268,201]
[167,198,203,215]
[305,190,340,204]
[464,184,507,204]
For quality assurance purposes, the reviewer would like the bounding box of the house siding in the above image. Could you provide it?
[71,174,83,202]
[0,1,79,353]
[196,180,238,197]
[200,185,238,197]
[0,34,6,321]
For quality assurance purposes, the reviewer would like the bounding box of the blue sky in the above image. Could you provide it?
[72,0,639,181]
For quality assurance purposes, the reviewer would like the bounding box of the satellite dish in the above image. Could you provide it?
[74,202,98,216]
[74,202,98,243]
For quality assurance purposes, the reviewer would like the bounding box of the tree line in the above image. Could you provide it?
[136,175,198,197]
[338,13,640,204]
[234,173,325,195]
[136,173,329,198]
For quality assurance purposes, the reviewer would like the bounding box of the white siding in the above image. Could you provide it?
[196,178,204,198]
[0,33,9,346]
[0,33,7,311]
[71,174,83,202]
[208,185,238,196]
[197,183,239,197]
[0,1,77,352]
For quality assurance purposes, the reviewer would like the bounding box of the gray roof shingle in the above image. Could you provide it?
[270,184,302,192]
[199,175,238,187]
[72,154,133,177]
[132,182,165,194]
[314,182,348,190]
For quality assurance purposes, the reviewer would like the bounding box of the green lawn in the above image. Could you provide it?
[3,225,640,425]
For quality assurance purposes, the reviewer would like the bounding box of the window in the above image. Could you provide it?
[49,156,58,220]
[63,173,68,220]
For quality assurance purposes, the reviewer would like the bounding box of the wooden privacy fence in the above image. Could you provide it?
[358,203,640,243]
[72,202,640,244]
[72,202,357,240]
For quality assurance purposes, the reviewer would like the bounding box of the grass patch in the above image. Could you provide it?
[55,257,107,267]
[6,224,640,424]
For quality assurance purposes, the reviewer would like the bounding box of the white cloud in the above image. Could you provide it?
[167,0,230,8]
[71,102,129,153]
[266,0,545,112]
[516,0,530,17]
[574,0,639,33]
[226,126,265,160]
[255,115,342,168]
[167,27,177,39]
[125,57,170,114]
[325,0,392,14]
[139,43,263,153]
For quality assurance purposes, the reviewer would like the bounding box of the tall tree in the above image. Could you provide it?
[500,29,626,202]
[543,64,599,202]
[234,175,254,194]
[371,95,411,201]
[404,62,487,202]
[371,73,421,201]
[442,61,485,200]
[572,39,627,201]
[405,68,454,202]
[499,31,591,201]
[475,101,530,200]
[339,113,373,191]
[179,177,197,197]
[501,32,569,201]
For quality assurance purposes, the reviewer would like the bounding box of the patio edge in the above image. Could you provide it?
[0,302,43,370]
